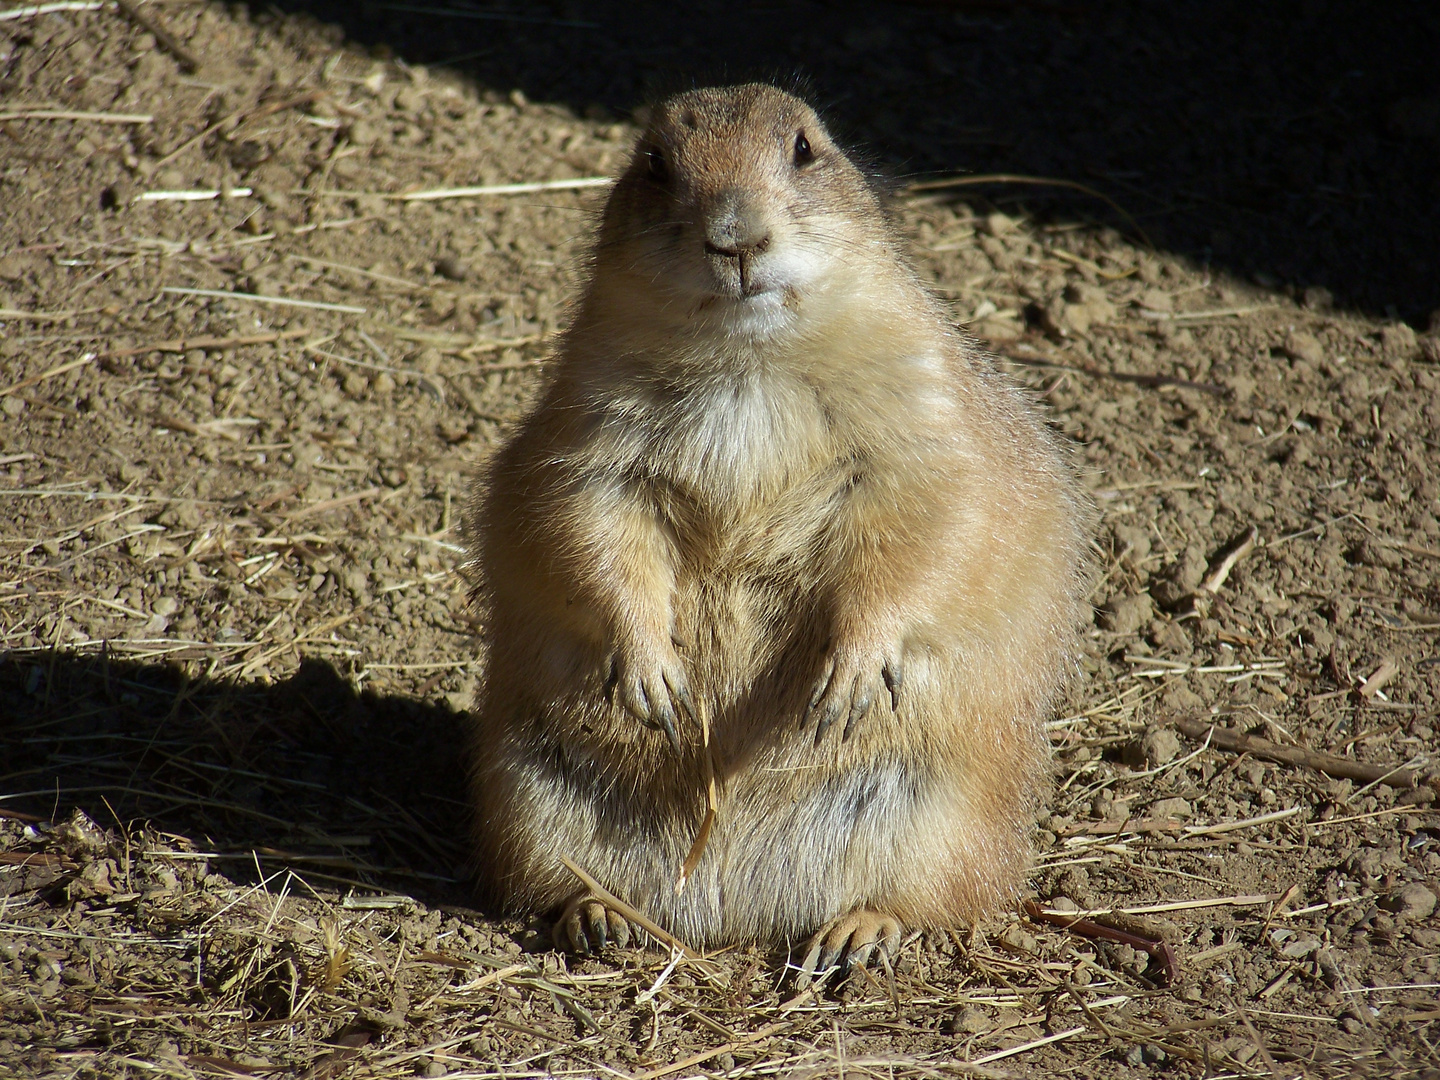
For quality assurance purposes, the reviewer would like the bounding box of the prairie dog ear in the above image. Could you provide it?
[631,103,654,129]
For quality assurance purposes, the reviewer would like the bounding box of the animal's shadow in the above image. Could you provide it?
[1,651,474,906]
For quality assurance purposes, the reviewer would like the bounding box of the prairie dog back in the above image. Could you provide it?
[465,83,1092,968]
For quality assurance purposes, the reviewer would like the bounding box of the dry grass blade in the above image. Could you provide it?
[0,108,151,123]
[905,172,1152,248]
[103,329,309,358]
[395,176,613,200]
[558,856,704,960]
[0,2,104,20]
[160,286,366,314]
[0,354,97,398]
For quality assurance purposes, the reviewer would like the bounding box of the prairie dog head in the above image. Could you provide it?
[593,83,897,340]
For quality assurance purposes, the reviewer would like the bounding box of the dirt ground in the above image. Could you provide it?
[2,2,1439,1078]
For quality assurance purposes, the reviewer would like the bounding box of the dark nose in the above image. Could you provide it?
[704,191,771,260]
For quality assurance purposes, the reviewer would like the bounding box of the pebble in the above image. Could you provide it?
[1150,796,1192,819]
[943,1006,993,1035]
[1388,883,1437,922]
[1283,330,1326,367]
[1100,592,1153,635]
[1139,726,1182,766]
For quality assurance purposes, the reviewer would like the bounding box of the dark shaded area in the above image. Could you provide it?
[253,0,1440,323]
[0,653,473,903]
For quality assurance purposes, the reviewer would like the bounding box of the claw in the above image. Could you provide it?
[842,681,873,741]
[882,656,903,711]
[812,696,843,746]
[804,657,836,723]
[796,911,903,988]
[584,902,608,950]
[620,677,651,726]
[653,699,681,754]
[555,897,638,955]
[795,939,833,989]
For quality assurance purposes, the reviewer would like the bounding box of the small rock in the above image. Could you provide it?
[151,596,179,618]
[983,211,1015,236]
[1380,322,1418,357]
[996,923,1038,954]
[0,253,36,281]
[1100,592,1153,635]
[1112,523,1152,566]
[1161,685,1206,713]
[1138,288,1173,312]
[944,1006,994,1035]
[1149,796,1192,820]
[346,119,379,147]
[1224,374,1256,402]
[1385,884,1437,922]
[1139,726,1182,767]
[1150,546,1208,608]
[1282,330,1325,367]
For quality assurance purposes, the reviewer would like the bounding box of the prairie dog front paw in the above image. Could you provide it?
[804,639,904,744]
[609,637,695,752]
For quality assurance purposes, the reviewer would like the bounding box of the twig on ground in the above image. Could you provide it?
[0,355,96,398]
[1172,716,1420,789]
[906,172,1152,248]
[113,0,200,72]
[0,1,103,20]
[137,188,254,202]
[1025,900,1179,983]
[1201,526,1258,593]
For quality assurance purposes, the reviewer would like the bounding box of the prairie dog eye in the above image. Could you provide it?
[645,147,669,183]
[793,131,814,166]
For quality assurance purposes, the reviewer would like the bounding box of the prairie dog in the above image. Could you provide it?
[465,83,1091,971]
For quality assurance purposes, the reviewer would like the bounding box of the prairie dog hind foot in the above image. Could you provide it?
[554,892,638,954]
[796,911,904,987]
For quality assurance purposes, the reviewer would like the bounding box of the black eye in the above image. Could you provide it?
[645,147,669,184]
[793,131,814,166]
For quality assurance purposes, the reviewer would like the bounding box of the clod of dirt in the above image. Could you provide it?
[1127,725,1183,767]
[1380,322,1419,358]
[1283,330,1326,367]
[1150,546,1208,608]
[1099,591,1153,635]
[1384,884,1438,922]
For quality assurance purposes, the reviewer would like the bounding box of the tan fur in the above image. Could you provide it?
[463,83,1093,952]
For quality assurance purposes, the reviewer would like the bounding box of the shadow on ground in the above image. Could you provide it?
[0,652,473,904]
[253,0,1440,325]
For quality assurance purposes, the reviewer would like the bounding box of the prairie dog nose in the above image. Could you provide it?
[704,190,772,258]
